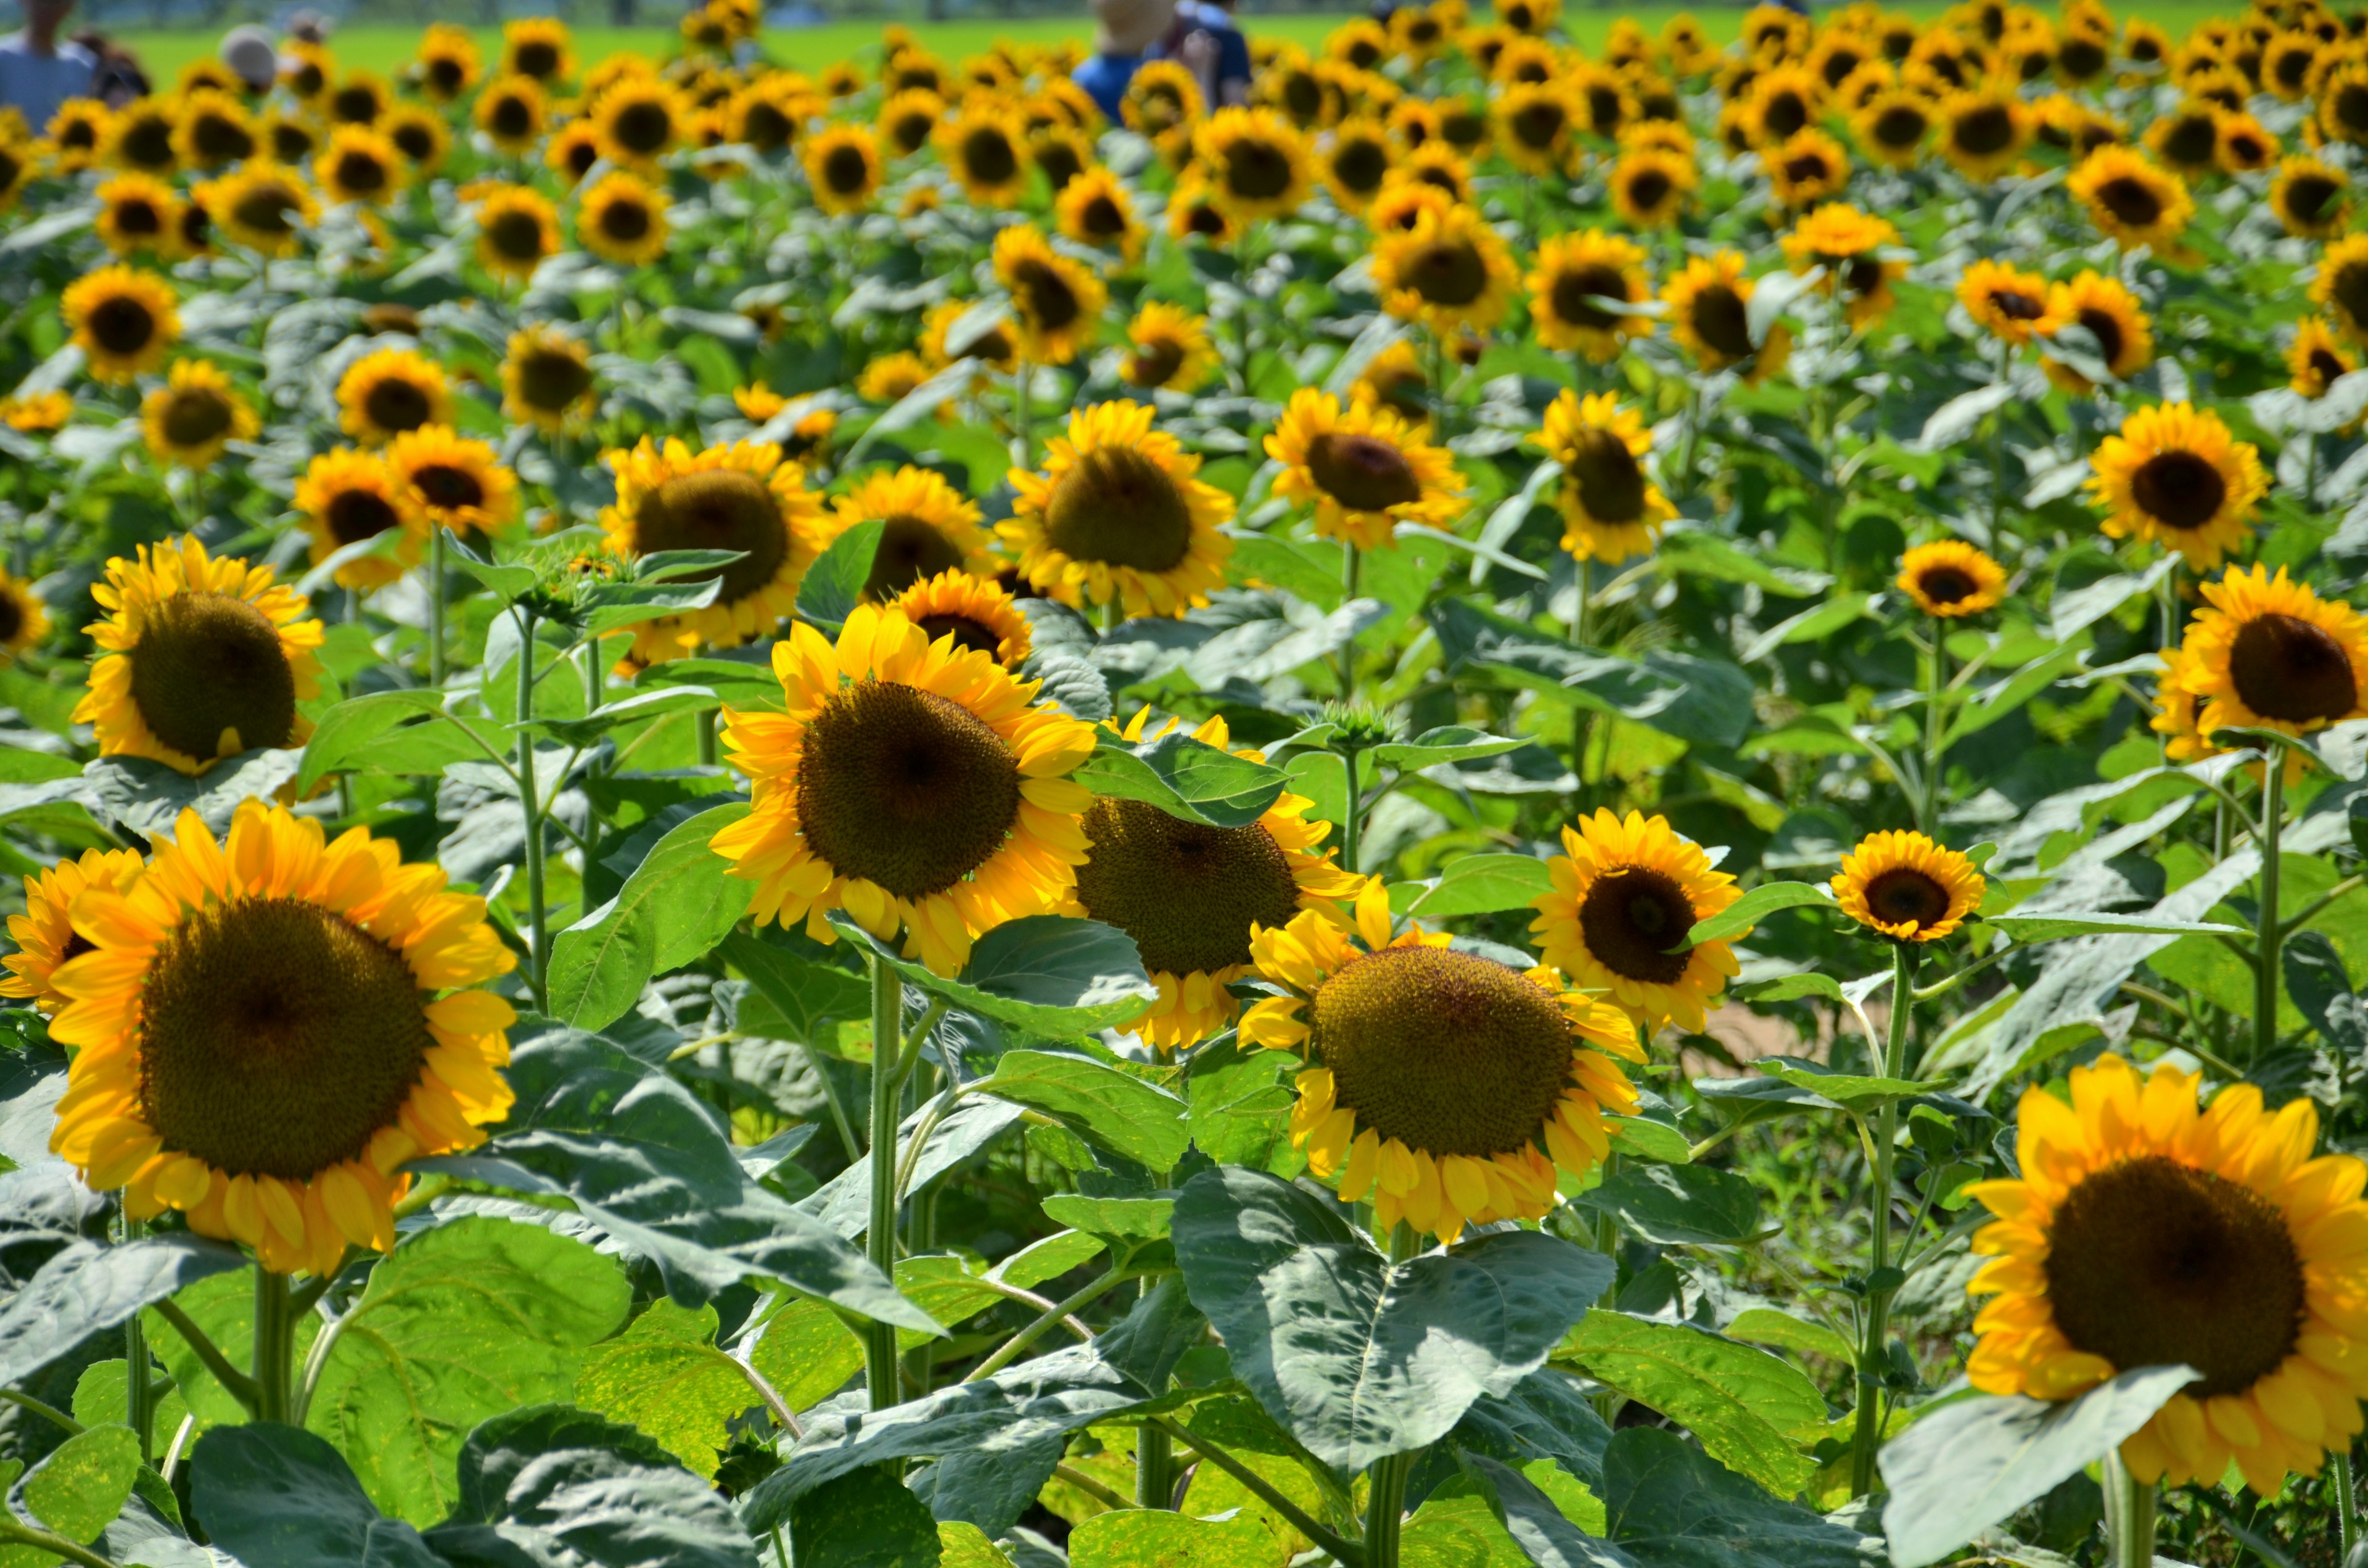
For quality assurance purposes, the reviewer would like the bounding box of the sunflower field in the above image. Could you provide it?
[15,0,2368,1564]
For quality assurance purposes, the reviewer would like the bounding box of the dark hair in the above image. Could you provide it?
[72,29,150,101]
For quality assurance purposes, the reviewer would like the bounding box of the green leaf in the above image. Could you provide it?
[1678,882,1832,951]
[445,543,538,602]
[1556,1313,1825,1496]
[1601,1427,1880,1568]
[1754,1057,1927,1116]
[1943,643,2087,746]
[636,656,787,708]
[1040,1194,1176,1238]
[1571,1165,1763,1247]
[1,1237,244,1389]
[1394,854,1555,919]
[187,1423,444,1568]
[525,685,723,747]
[70,1361,192,1452]
[1173,1167,1611,1471]
[1186,1036,1306,1177]
[723,930,870,1046]
[1457,1454,1636,1568]
[749,1299,866,1413]
[1732,973,1845,1005]
[974,1050,1191,1171]
[1400,1490,1533,1568]
[573,1300,757,1479]
[14,1422,140,1543]
[1739,593,1877,664]
[576,577,723,638]
[83,751,305,839]
[546,802,754,1030]
[0,747,81,784]
[1604,1117,1692,1165]
[1877,1366,2198,1568]
[146,1268,323,1430]
[295,689,455,794]
[834,913,1161,1034]
[1368,728,1529,770]
[1984,910,2241,943]
[797,519,881,634]
[939,1521,1016,1568]
[1075,733,1289,829]
[791,1462,945,1568]
[1068,1508,1277,1568]
[1426,601,1756,748]
[1720,1309,1855,1367]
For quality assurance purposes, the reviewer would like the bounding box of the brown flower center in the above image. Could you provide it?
[129,591,297,760]
[1576,866,1695,984]
[865,515,969,600]
[513,40,560,77]
[1951,101,2016,157]
[1333,138,1388,194]
[1403,237,1488,306]
[1223,136,1295,200]
[960,125,1018,186]
[1128,339,1187,388]
[635,469,788,602]
[325,486,400,546]
[363,376,432,436]
[1873,104,1928,148]
[1075,797,1302,977]
[2160,113,2218,167]
[486,208,547,261]
[2285,173,2340,224]
[2229,612,2359,724]
[1045,446,1194,572]
[1864,866,1954,928]
[1306,431,1421,513]
[1565,426,1648,525]
[1010,259,1081,333]
[1624,167,1672,213]
[2077,306,2126,367]
[89,295,157,356]
[409,462,484,513]
[795,679,1020,900]
[2094,173,2165,228]
[231,180,300,239]
[488,95,534,140]
[516,346,592,412]
[1550,263,1629,332]
[599,194,652,242]
[2129,449,2227,530]
[823,143,871,194]
[1915,565,1978,605]
[916,614,1003,660]
[334,149,387,195]
[1691,282,1754,359]
[610,98,673,155]
[160,388,235,451]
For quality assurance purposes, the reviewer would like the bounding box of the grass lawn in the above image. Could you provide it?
[120,5,2240,91]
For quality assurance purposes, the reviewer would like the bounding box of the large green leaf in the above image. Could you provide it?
[295,689,453,794]
[1172,1167,1610,1471]
[747,1297,866,1413]
[1600,1428,1882,1568]
[1984,910,2240,943]
[83,751,305,838]
[1570,1165,1764,1247]
[797,519,882,634]
[187,1423,443,1568]
[1185,1035,1304,1176]
[1555,1313,1826,1496]
[12,1423,141,1545]
[1678,883,1833,950]
[1428,601,1755,749]
[1458,1454,1637,1568]
[973,1050,1191,1171]
[0,1236,244,1387]
[545,802,753,1030]
[723,930,870,1046]
[573,1300,758,1479]
[1877,1366,2198,1568]
[790,1464,944,1568]
[1399,1489,1534,1568]
[147,1268,323,1430]
[1075,733,1290,829]
[1069,1508,1282,1568]
[1392,854,1555,919]
[832,913,1160,1034]
[303,1216,631,1524]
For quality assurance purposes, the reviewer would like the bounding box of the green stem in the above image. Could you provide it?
[427,524,446,688]
[696,707,718,768]
[1364,1224,1423,1568]
[514,609,547,1011]
[1920,622,1946,834]
[2101,1448,2155,1568]
[1015,360,1034,469]
[1157,1417,1365,1565]
[2338,1447,2359,1562]
[2258,757,2285,1064]
[1849,942,1919,1498]
[865,953,903,1411]
[965,1266,1144,1384]
[0,1518,120,1568]
[253,1270,294,1426]
[1339,747,1363,877]
[152,1299,260,1414]
[1570,556,1590,647]
[120,1212,152,1463]
[0,1388,82,1437]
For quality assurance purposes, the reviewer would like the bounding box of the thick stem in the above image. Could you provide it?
[427,524,447,689]
[515,610,548,1011]
[1014,359,1033,467]
[2101,1449,2156,1568]
[0,1518,121,1568]
[2338,1447,2359,1563]
[1570,556,1590,648]
[253,1270,295,1426]
[1849,942,1919,1498]
[1339,747,1362,876]
[1363,1224,1423,1567]
[2258,757,2285,1063]
[864,954,903,1411]
[1920,621,1947,834]
[125,1309,154,1465]
[696,707,718,768]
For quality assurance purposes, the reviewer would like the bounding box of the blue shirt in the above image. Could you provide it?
[1072,51,1141,124]
[0,33,93,138]
[1157,2,1251,99]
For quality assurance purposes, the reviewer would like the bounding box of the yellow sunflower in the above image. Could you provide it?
[804,124,883,215]
[49,802,516,1278]
[1319,118,1394,210]
[2068,146,2194,252]
[46,98,110,172]
[921,298,1018,374]
[1121,302,1220,394]
[1,390,72,435]
[1832,830,1985,941]
[2292,316,2357,400]
[1852,88,1934,166]
[1265,387,1463,551]
[314,125,405,206]
[474,184,561,281]
[2,848,144,1016]
[1351,340,1432,425]
[1764,126,1852,208]
[1493,81,1576,176]
[387,426,517,541]
[475,75,548,153]
[2042,271,2154,393]
[2087,402,2267,572]
[888,567,1034,668]
[1371,202,1519,334]
[578,170,670,267]
[170,90,257,171]
[1533,390,1674,566]
[599,437,828,667]
[938,103,1030,207]
[878,88,945,157]
[991,223,1108,365]
[1780,202,1906,328]
[1663,250,1790,380]
[1959,259,2068,347]
[547,120,602,185]
[859,351,933,403]
[2216,110,2278,174]
[1054,165,1143,260]
[94,173,179,257]
[711,604,1098,975]
[1898,540,2008,618]
[264,112,316,167]
[593,74,687,166]
[1001,400,1234,618]
[1609,147,1695,228]
[325,72,391,128]
[2316,234,2368,344]
[1166,170,1237,245]
[140,359,260,470]
[2273,155,2350,239]
[0,570,47,667]
[1525,231,1650,362]
[501,325,598,431]
[828,464,995,602]
[2172,564,2368,747]
[1195,106,1316,220]
[105,97,180,176]
[294,448,426,591]
[74,536,324,776]
[1244,887,1643,1242]
[382,105,450,177]
[415,22,481,101]
[62,266,178,384]
[195,160,318,257]
[336,348,450,446]
[1531,808,1743,1032]
[1967,1056,2368,1496]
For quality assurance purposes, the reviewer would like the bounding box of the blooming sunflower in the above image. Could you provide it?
[593,75,686,166]
[921,298,1018,374]
[1371,202,1519,335]
[2173,564,2368,747]
[326,72,391,128]
[2272,155,2350,240]
[171,91,256,171]
[2087,403,2267,572]
[2314,234,2368,344]
[94,173,179,257]
[991,224,1107,366]
[1663,250,1789,380]
[829,464,995,602]
[415,22,481,101]
[804,125,882,215]
[46,99,110,172]
[599,438,828,666]
[2042,271,2154,393]
[197,160,318,258]
[2068,147,2193,252]
[2142,99,2224,179]
[1493,82,1575,176]
[75,536,324,775]
[2216,111,2278,174]
[501,326,598,432]
[878,88,944,157]
[1958,260,2066,347]
[1195,106,1315,220]
[1764,127,1851,208]
[294,448,425,591]
[1967,1055,2368,1496]
[48,802,516,1277]
[475,74,548,154]
[546,120,602,184]
[1352,340,1433,425]
[1266,387,1463,552]
[938,104,1030,207]
[1832,830,1985,941]
[859,351,932,403]
[1,390,72,435]
[1122,303,1219,395]
[711,604,1097,974]
[2292,316,2357,400]
[2319,59,2368,145]
[1319,118,1394,209]
[1526,231,1650,362]
[140,359,260,470]
[1608,147,1695,228]
[1072,711,1365,1050]
[1001,400,1234,618]
[1531,808,1743,1032]
[1852,88,1934,166]
[1244,890,1643,1242]
[578,171,670,268]
[889,568,1034,667]
[387,426,517,541]
[1533,390,1673,566]
[0,569,45,670]
[105,98,179,175]
[383,106,449,176]
[1053,166,1143,260]
[336,348,449,446]
[1781,202,1904,329]
[62,266,178,385]
[474,184,560,281]
[2,848,143,1015]
[314,125,404,206]
[1898,540,2008,618]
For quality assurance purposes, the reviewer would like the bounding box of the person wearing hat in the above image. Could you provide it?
[1073,0,1174,123]
[218,23,278,94]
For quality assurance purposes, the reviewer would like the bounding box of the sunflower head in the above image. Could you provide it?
[2316,234,2368,343]
[593,75,687,165]
[1532,390,1673,565]
[1663,250,1788,380]
[105,98,180,174]
[2292,314,2358,399]
[1266,387,1465,552]
[1371,201,1518,334]
[336,347,450,446]
[1765,126,1851,208]
[831,464,993,602]
[2274,155,2350,239]
[1350,339,1434,426]
[1959,259,2068,346]
[503,18,575,83]
[2067,146,2195,252]
[2174,563,2368,745]
[1,390,72,435]
[196,160,319,257]
[384,106,450,175]
[1610,147,1695,228]
[1526,231,1650,361]
[415,22,482,101]
[63,265,179,384]
[1898,540,2007,618]
[141,358,260,470]
[1851,88,1934,166]
[938,104,1031,205]
[294,447,426,591]
[502,325,598,431]
[474,184,559,280]
[1001,400,1235,619]
[1054,165,1143,259]
[991,223,1108,365]
[3,847,141,1015]
[578,170,671,267]
[803,125,883,215]
[388,425,518,540]
[476,75,548,151]
[1832,831,1984,941]
[314,125,404,206]
[890,568,1035,668]
[2086,401,2267,572]
[1531,809,1743,1032]
[1119,302,1219,395]
[1195,105,1316,219]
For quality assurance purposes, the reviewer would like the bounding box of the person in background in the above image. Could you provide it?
[1074,0,1173,124]
[0,0,94,131]
[1156,0,1251,110]
[219,23,278,94]
[71,30,144,105]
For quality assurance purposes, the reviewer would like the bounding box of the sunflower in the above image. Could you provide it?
[1850,88,1933,166]
[802,124,882,215]
[2042,271,2154,393]
[2068,147,2194,252]
[546,120,602,184]
[475,75,548,152]
[387,426,517,541]
[2145,99,2225,176]
[0,569,47,668]
[859,351,933,403]
[415,22,481,101]
[1367,176,1453,236]
[1194,105,1315,220]
[293,448,426,591]
[1535,390,1673,565]
[2087,403,2268,572]
[992,224,1107,365]
[888,568,1034,668]
[503,18,574,83]
[140,359,259,470]
[48,802,514,1278]
[2273,155,2350,239]
[1968,1056,2368,1496]
[105,98,179,175]
[878,88,944,157]
[62,266,177,384]
[1265,387,1463,551]
[94,173,179,257]
[1493,81,1576,175]
[1663,250,1790,380]
[171,91,257,171]
[75,536,323,776]
[1531,808,1743,1032]
[1609,147,1695,228]
[46,99,110,171]
[196,160,318,257]
[1934,83,2034,179]
[2,848,142,1016]
[2172,564,2368,747]
[1764,126,1852,207]
[1349,340,1431,426]
[313,125,405,207]
[1396,141,1476,207]
[2150,641,2217,765]
[1125,60,1208,157]
[1001,400,1233,618]
[474,184,559,281]
[383,106,450,176]
[2317,234,2368,345]
[1525,232,1656,363]
[2263,30,2323,100]
[1121,302,1220,394]
[1245,889,1642,1242]
[578,170,670,267]
[325,72,390,128]
[938,103,1030,207]
[1054,165,1143,258]
[2218,111,2279,174]
[599,437,828,666]
[2292,316,2358,400]
[1165,171,1236,245]
[593,75,687,166]
[279,41,332,103]
[829,465,995,602]
[336,348,449,446]
[1828,829,1985,945]
[1959,259,2067,347]
[0,390,71,435]
[1743,64,1820,146]
[728,77,808,154]
[1781,202,1905,328]
[501,325,598,431]
[711,604,1095,975]
[2322,60,2368,144]
[1371,202,1518,335]
[1318,118,1394,208]
[921,299,1018,373]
